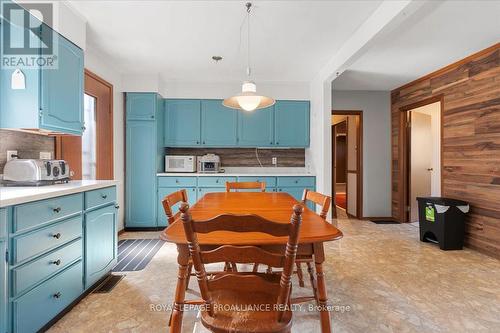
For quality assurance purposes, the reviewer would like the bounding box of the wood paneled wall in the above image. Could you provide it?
[391,43,500,258]
[166,148,305,167]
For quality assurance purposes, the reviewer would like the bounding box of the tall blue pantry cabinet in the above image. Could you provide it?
[125,93,164,228]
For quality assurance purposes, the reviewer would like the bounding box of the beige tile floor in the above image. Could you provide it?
[48,215,500,333]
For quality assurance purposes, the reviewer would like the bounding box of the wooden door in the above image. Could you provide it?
[56,70,114,180]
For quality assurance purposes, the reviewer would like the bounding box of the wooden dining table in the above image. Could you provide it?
[162,192,343,333]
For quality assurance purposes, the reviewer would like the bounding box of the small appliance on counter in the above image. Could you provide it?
[197,154,221,173]
[2,159,71,186]
[165,155,197,173]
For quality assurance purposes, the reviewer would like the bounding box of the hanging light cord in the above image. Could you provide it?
[246,2,251,77]
[255,148,264,168]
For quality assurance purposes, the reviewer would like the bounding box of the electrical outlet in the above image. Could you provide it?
[40,151,52,159]
[272,157,277,165]
[7,150,18,161]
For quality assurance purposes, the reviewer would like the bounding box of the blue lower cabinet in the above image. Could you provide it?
[12,261,83,333]
[157,187,197,226]
[84,205,117,289]
[0,209,7,333]
[237,176,277,192]
[277,187,315,211]
[198,187,227,197]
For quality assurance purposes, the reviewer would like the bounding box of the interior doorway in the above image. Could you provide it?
[406,101,441,222]
[56,69,114,180]
[332,111,363,219]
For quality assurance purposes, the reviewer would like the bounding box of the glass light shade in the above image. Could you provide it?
[223,81,275,111]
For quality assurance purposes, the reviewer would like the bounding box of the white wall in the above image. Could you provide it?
[159,81,310,100]
[84,46,125,230]
[331,90,391,217]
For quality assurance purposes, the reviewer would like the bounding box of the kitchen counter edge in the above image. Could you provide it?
[157,173,316,177]
[0,180,120,208]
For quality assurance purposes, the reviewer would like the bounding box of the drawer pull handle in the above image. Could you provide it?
[115,204,120,209]
[101,194,108,199]
[175,180,179,183]
[52,233,61,239]
[51,259,61,266]
[216,180,219,183]
[53,207,61,213]
[295,180,299,183]
[53,292,62,299]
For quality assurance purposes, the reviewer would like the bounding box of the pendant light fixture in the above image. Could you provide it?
[223,2,275,112]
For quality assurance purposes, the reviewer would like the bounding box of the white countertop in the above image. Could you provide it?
[0,180,119,208]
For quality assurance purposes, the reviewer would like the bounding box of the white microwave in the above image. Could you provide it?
[165,155,197,173]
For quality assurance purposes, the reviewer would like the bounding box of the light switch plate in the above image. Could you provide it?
[40,152,52,159]
[7,150,18,161]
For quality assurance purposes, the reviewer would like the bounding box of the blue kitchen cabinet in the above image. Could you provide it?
[201,100,238,147]
[126,120,157,227]
[84,205,117,288]
[237,176,277,192]
[274,101,310,147]
[157,187,197,226]
[126,93,157,120]
[237,106,274,147]
[277,176,316,210]
[39,24,84,135]
[277,187,315,211]
[0,9,84,135]
[164,99,201,146]
[0,209,7,333]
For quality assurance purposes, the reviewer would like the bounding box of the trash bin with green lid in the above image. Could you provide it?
[417,197,469,250]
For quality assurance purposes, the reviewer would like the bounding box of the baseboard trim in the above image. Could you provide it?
[363,217,398,222]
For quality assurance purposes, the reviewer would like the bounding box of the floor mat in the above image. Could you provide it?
[336,193,346,209]
[113,239,165,272]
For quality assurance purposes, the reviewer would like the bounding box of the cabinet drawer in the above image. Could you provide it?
[277,176,315,188]
[85,186,116,210]
[158,176,197,188]
[13,215,83,264]
[12,261,83,333]
[13,193,83,233]
[197,176,237,188]
[12,239,82,297]
[237,176,277,188]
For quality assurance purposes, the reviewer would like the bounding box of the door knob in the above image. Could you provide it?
[427,168,433,171]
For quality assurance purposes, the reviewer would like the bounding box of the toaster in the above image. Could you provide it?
[2,159,71,186]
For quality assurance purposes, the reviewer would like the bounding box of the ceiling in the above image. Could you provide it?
[332,0,500,91]
[69,0,382,83]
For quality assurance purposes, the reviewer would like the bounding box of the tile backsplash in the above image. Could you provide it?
[0,129,55,173]
[166,148,305,167]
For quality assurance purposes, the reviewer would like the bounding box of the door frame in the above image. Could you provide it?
[331,110,363,219]
[399,95,443,223]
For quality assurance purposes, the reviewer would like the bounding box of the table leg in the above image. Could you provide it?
[170,245,189,333]
[314,243,332,333]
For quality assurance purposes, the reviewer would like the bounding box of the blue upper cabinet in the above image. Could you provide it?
[0,9,84,135]
[274,101,310,147]
[126,93,157,120]
[40,24,84,135]
[238,106,274,147]
[201,100,238,147]
[164,99,201,146]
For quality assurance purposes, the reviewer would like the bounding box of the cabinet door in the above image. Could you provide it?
[0,209,6,333]
[198,187,226,198]
[238,106,274,147]
[85,205,117,288]
[126,121,157,227]
[157,187,197,226]
[0,239,5,333]
[164,99,201,146]
[274,101,310,147]
[201,100,238,147]
[126,93,157,120]
[278,187,315,211]
[40,24,84,135]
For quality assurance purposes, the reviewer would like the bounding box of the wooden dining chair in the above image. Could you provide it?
[179,202,303,333]
[225,181,266,192]
[295,189,332,300]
